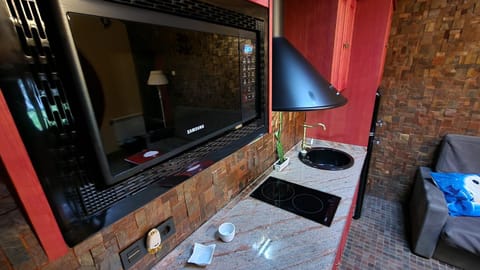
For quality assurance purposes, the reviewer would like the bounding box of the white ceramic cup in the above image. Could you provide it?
[218,222,235,242]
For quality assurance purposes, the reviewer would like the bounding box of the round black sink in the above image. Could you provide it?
[298,147,354,170]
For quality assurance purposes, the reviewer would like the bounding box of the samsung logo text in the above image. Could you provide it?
[187,124,205,135]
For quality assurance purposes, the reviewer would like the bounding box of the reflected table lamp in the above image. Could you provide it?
[147,70,168,128]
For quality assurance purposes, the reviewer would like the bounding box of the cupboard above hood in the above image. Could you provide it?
[272,0,347,111]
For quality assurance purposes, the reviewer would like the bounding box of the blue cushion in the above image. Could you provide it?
[431,172,480,216]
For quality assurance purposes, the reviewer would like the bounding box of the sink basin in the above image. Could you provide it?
[298,147,354,170]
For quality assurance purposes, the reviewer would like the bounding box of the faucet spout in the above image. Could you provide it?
[302,122,327,151]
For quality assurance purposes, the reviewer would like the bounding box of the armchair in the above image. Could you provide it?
[409,134,480,270]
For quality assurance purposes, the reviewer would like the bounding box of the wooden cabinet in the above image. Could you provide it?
[283,0,394,146]
[283,0,338,82]
[283,0,356,91]
[331,0,356,91]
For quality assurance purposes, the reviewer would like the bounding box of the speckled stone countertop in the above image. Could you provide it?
[153,140,366,270]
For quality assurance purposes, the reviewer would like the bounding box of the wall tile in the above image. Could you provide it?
[370,0,480,201]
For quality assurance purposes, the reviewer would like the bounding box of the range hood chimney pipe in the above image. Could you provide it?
[273,0,284,37]
[272,0,347,111]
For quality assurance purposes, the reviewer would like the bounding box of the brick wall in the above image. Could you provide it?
[0,111,304,269]
[368,0,480,201]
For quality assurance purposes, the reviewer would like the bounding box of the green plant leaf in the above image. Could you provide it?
[274,112,285,163]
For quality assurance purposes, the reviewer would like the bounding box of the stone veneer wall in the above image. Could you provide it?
[0,111,304,269]
[368,0,480,201]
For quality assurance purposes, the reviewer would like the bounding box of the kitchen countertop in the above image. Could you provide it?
[152,140,366,270]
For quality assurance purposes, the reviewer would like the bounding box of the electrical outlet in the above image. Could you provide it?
[120,217,175,269]
[157,217,175,240]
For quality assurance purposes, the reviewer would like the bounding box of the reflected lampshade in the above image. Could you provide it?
[147,70,168,86]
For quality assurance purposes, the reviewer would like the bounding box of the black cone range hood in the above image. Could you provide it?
[272,0,347,111]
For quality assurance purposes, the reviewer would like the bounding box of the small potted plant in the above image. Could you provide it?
[273,112,289,171]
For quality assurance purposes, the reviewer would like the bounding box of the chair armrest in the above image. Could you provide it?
[409,166,449,258]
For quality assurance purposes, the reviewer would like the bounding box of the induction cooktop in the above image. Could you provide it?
[250,177,341,226]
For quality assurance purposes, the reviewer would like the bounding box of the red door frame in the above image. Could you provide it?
[0,90,68,260]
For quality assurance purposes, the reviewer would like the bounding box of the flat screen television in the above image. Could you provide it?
[44,0,264,185]
[1,0,267,246]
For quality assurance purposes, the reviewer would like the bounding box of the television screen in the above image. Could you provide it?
[68,12,257,183]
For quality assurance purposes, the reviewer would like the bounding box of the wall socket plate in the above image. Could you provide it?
[120,217,176,269]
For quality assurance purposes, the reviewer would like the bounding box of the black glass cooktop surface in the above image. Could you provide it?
[250,177,341,226]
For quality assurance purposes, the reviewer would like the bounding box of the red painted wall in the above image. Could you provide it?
[284,0,393,147]
[283,0,338,80]
[247,0,268,7]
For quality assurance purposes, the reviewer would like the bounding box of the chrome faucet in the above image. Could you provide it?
[302,122,326,151]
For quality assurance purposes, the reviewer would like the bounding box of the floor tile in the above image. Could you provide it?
[339,195,460,270]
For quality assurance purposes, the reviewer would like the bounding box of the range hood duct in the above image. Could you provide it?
[272,0,347,111]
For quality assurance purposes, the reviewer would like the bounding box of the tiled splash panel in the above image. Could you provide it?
[250,176,341,226]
